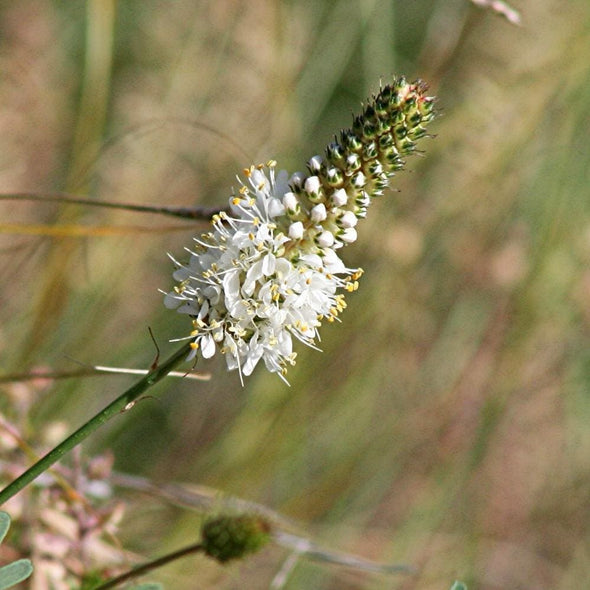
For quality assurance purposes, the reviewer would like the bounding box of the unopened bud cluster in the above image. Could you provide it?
[201,515,271,563]
[282,78,435,251]
[165,77,436,382]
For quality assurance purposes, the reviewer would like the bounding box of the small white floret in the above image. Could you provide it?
[317,231,335,248]
[289,221,304,240]
[311,203,327,223]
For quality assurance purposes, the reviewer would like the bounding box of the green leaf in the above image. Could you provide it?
[0,560,34,589]
[0,513,10,545]
[127,584,164,590]
[0,512,34,589]
[449,582,468,590]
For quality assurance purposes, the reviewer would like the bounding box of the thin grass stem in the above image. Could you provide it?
[0,192,224,221]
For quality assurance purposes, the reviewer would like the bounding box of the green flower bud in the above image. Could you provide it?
[201,515,271,563]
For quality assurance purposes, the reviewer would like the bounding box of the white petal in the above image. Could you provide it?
[244,261,264,295]
[242,339,264,375]
[223,270,241,305]
[164,292,182,309]
[267,197,285,218]
[261,252,276,276]
[200,334,217,358]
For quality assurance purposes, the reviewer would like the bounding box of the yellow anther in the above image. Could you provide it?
[232,196,241,206]
[174,280,188,294]
[267,159,277,168]
[190,341,199,350]
[244,167,252,177]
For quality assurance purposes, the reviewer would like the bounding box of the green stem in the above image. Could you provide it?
[91,542,204,589]
[0,342,193,506]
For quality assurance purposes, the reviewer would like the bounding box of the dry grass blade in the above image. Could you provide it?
[469,0,521,25]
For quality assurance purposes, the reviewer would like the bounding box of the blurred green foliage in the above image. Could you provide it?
[1,0,589,588]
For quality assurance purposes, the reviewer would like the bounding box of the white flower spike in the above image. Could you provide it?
[165,77,436,382]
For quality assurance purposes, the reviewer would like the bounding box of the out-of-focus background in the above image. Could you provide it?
[1,1,589,588]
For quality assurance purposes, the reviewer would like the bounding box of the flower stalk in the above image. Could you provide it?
[88,514,271,589]
[88,541,205,589]
[0,342,193,506]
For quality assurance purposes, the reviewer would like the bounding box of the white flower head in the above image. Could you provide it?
[165,162,360,384]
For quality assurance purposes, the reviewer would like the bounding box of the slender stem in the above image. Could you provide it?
[91,542,205,590]
[0,365,209,384]
[0,342,193,506]
[0,191,224,221]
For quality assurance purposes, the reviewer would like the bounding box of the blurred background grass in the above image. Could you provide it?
[1,0,590,588]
